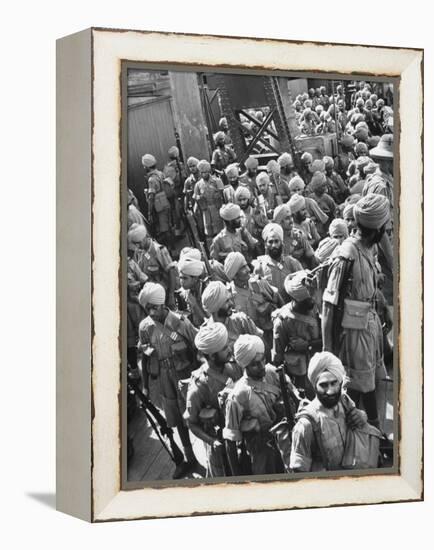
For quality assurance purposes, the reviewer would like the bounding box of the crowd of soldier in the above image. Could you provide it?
[126,80,394,479]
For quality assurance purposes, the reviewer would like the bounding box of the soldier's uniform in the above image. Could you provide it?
[146,168,173,241]
[240,205,268,242]
[134,240,175,293]
[184,361,242,477]
[282,228,315,268]
[253,254,303,302]
[183,172,204,238]
[210,226,257,264]
[193,176,225,239]
[223,364,285,474]
[272,302,321,379]
[138,310,198,427]
[211,145,236,172]
[229,277,281,354]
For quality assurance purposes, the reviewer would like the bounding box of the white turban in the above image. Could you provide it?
[262,222,284,242]
[288,176,305,192]
[198,159,211,171]
[235,186,251,201]
[266,160,280,175]
[195,322,228,355]
[323,156,334,169]
[168,146,179,158]
[220,203,242,221]
[234,335,265,368]
[311,159,325,173]
[215,131,226,141]
[278,153,293,167]
[245,156,259,169]
[179,247,202,261]
[310,171,327,193]
[142,154,157,168]
[289,193,306,214]
[202,281,230,314]
[308,352,346,388]
[138,283,166,308]
[284,271,310,302]
[301,152,313,164]
[187,156,199,166]
[329,218,349,238]
[224,252,247,281]
[127,224,147,248]
[354,193,390,229]
[273,204,292,224]
[256,172,270,186]
[225,163,239,177]
[178,257,204,277]
[315,237,340,263]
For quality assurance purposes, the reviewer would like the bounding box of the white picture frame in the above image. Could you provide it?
[56,27,423,522]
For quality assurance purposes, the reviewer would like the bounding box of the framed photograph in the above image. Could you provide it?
[56,28,423,522]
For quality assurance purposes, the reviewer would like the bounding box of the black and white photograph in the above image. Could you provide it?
[125,67,396,483]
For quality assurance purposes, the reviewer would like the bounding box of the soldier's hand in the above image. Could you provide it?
[212,440,224,450]
[346,408,367,429]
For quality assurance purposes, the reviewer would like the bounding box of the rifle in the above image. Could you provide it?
[276,365,299,430]
[332,257,354,354]
[184,208,213,278]
[127,373,185,468]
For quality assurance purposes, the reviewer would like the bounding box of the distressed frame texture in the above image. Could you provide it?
[56,27,423,523]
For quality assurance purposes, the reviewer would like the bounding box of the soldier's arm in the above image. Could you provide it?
[223,394,244,476]
[321,258,346,352]
[271,317,286,366]
[184,388,217,446]
[289,418,315,473]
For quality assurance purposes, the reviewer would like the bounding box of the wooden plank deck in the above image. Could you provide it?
[127,365,395,482]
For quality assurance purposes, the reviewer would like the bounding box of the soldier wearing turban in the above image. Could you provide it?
[315,218,349,264]
[239,156,259,198]
[201,281,263,353]
[210,203,258,265]
[176,257,208,328]
[322,192,390,429]
[234,185,268,241]
[289,194,321,248]
[272,270,321,394]
[211,130,237,172]
[224,251,282,355]
[323,155,348,204]
[307,172,337,239]
[253,222,302,302]
[278,152,299,189]
[184,322,241,478]
[138,281,199,477]
[273,203,316,269]
[142,152,174,245]
[223,334,294,475]
[256,171,278,215]
[290,352,369,473]
[128,223,177,310]
[193,159,225,247]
